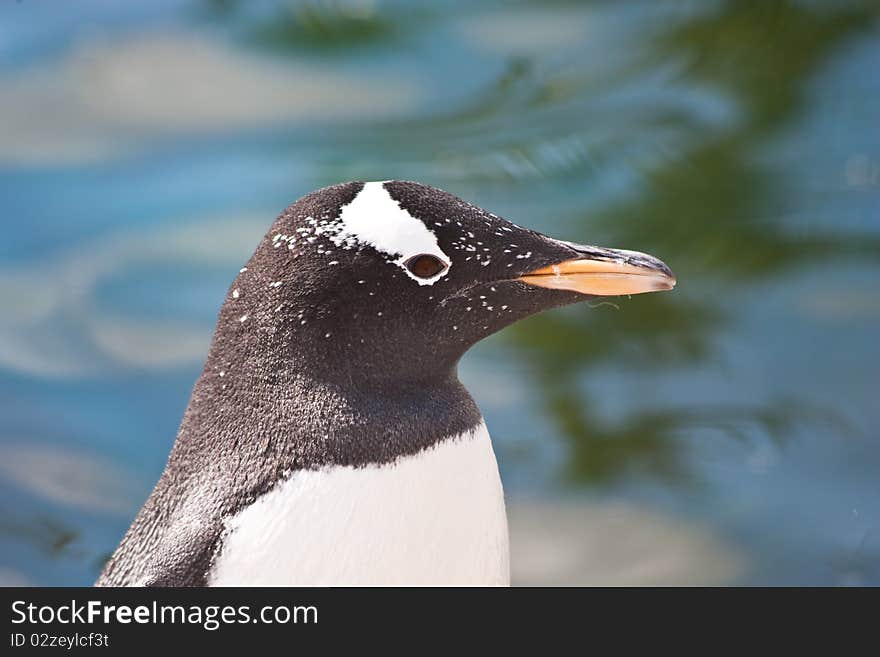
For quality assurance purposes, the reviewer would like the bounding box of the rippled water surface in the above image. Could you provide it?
[1,0,878,585]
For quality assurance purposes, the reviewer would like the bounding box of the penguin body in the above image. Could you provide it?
[97,181,674,586]
[210,422,507,586]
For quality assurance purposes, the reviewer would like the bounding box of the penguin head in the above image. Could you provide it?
[220,181,675,383]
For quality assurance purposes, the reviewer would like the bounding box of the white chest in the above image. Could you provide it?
[208,422,510,586]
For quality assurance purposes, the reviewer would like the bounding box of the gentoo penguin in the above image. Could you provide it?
[97,181,675,587]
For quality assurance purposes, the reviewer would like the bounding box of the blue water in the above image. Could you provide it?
[1,0,878,586]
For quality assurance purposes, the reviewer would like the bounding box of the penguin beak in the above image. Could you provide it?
[518,244,676,297]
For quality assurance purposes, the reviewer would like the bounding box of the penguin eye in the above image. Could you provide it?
[404,254,448,279]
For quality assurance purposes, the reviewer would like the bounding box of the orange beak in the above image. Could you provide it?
[518,248,676,297]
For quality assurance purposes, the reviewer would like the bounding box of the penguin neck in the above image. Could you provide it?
[181,331,483,471]
[205,327,464,398]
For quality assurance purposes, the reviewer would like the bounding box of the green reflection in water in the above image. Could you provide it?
[0,510,83,560]
[205,0,404,51]
[501,0,880,485]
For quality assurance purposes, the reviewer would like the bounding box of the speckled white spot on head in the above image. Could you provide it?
[232,289,240,299]
[332,182,451,286]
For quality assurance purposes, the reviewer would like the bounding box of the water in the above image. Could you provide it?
[0,0,878,586]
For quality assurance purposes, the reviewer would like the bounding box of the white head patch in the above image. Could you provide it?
[331,181,451,285]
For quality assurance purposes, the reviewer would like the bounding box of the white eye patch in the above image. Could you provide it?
[331,181,451,285]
